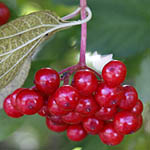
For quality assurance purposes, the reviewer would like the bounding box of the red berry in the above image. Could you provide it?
[76,96,99,116]
[3,95,23,118]
[131,99,143,115]
[55,85,79,111]
[95,82,124,107]
[102,60,127,87]
[34,68,60,95]
[73,70,98,95]
[48,96,68,116]
[95,106,117,121]
[99,123,124,146]
[62,112,83,124]
[0,2,10,25]
[46,116,68,132]
[120,85,138,110]
[38,105,49,117]
[48,115,64,124]
[30,86,48,100]
[16,89,44,115]
[11,88,25,108]
[67,124,87,141]
[134,115,143,132]
[83,117,104,134]
[114,111,139,134]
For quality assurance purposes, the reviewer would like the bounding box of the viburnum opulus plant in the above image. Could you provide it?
[1,0,143,146]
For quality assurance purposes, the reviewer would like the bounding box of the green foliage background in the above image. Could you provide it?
[0,0,150,149]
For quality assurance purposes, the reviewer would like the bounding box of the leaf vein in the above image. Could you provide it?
[0,37,42,80]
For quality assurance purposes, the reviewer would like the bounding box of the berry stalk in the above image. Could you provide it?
[79,0,87,66]
[59,0,102,80]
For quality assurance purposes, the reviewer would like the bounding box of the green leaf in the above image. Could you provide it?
[0,10,67,95]
[0,58,31,106]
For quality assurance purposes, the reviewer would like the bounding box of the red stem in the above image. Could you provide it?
[79,0,87,66]
[59,64,79,75]
[59,0,102,81]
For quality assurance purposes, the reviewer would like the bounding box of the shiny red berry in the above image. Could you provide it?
[62,112,83,124]
[114,111,139,134]
[0,2,10,25]
[11,88,25,108]
[46,116,68,132]
[95,106,117,121]
[3,95,23,118]
[38,105,49,117]
[134,115,143,132]
[48,96,68,116]
[55,85,79,111]
[99,123,124,146]
[30,86,48,100]
[67,124,87,141]
[34,68,60,95]
[120,85,138,110]
[48,115,64,124]
[131,99,143,115]
[76,96,99,116]
[83,117,104,134]
[73,70,98,95]
[95,82,124,107]
[102,60,127,87]
[16,89,44,115]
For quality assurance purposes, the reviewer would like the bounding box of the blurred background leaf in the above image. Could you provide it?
[52,0,150,58]
[0,0,150,149]
[1,0,18,19]
[0,110,24,141]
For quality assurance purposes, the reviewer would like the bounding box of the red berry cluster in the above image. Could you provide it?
[3,60,143,146]
[0,2,10,25]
